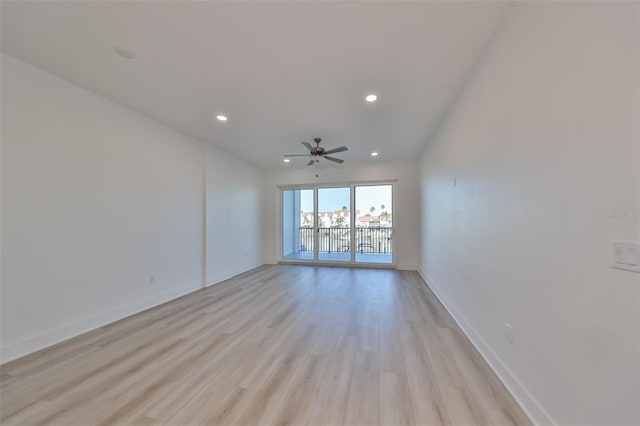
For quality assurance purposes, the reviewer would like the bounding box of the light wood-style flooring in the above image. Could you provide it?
[1,265,530,425]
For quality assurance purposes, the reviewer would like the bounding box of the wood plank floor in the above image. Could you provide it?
[0,265,530,425]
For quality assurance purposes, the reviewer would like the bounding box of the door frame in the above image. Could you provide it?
[277,180,396,268]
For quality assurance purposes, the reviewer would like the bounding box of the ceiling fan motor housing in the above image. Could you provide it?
[312,138,324,155]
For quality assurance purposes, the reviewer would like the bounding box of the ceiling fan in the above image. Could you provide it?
[284,138,348,166]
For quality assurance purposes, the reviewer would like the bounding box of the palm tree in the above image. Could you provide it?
[341,206,349,221]
[335,216,346,227]
[380,210,390,225]
[370,206,376,214]
[380,204,385,211]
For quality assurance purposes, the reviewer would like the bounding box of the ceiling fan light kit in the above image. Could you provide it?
[284,138,348,166]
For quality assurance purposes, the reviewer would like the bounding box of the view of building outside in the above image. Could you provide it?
[299,185,392,228]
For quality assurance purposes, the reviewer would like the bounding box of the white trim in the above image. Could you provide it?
[396,264,418,271]
[276,188,282,263]
[278,260,395,270]
[313,186,319,261]
[0,282,200,364]
[202,145,208,289]
[206,263,263,287]
[417,269,555,426]
[350,184,356,263]
[1,263,265,365]
[277,179,397,190]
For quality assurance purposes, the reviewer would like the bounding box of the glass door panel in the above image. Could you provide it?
[317,187,351,262]
[354,185,393,264]
[282,188,314,260]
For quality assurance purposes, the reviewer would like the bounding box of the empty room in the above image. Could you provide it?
[1,1,638,425]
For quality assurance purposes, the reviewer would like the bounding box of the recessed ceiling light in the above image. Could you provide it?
[113,45,135,60]
[371,152,379,156]
[283,158,290,163]
[365,94,378,103]
[216,115,228,122]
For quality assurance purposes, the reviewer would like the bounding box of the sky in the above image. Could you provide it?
[297,185,392,215]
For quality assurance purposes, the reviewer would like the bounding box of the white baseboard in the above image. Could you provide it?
[0,282,201,364]
[397,264,418,271]
[206,263,263,287]
[2,263,265,364]
[417,269,555,426]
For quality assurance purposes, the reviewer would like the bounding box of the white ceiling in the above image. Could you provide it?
[1,1,509,169]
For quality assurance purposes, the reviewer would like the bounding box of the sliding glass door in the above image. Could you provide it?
[317,187,351,262]
[282,188,314,260]
[281,183,393,266]
[354,184,393,264]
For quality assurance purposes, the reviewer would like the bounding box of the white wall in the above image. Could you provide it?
[264,160,420,270]
[1,53,264,363]
[205,144,263,286]
[281,190,300,257]
[419,3,639,425]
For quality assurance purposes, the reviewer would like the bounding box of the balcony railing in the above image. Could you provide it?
[298,227,392,254]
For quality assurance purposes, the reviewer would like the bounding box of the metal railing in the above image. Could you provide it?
[298,227,392,254]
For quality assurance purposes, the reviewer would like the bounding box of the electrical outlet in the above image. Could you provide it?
[612,241,640,273]
[149,275,157,284]
[505,323,514,344]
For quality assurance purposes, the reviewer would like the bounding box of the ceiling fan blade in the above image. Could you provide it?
[323,156,344,164]
[307,160,315,166]
[302,142,313,151]
[283,154,312,157]
[322,146,348,155]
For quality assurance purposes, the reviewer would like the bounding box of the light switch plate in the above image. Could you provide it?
[612,241,640,273]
